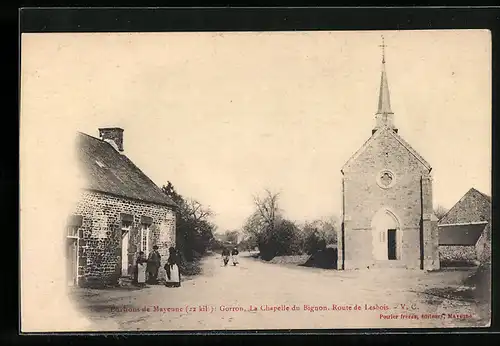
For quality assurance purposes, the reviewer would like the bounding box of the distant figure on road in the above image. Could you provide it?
[231,247,239,266]
[134,251,147,287]
[165,247,181,288]
[146,245,161,284]
[222,247,230,266]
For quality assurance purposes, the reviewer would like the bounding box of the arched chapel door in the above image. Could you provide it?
[371,209,401,261]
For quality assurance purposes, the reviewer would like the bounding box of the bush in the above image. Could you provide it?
[209,239,226,252]
[257,234,276,261]
[304,230,327,255]
[174,250,203,276]
[238,237,258,251]
[257,219,304,260]
[179,259,202,276]
[302,247,337,269]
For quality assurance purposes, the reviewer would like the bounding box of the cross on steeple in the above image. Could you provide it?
[376,35,392,116]
[379,35,387,63]
[372,34,397,135]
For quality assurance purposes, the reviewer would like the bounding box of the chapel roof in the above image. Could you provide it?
[341,38,431,173]
[377,56,393,115]
[76,132,177,207]
[341,126,432,173]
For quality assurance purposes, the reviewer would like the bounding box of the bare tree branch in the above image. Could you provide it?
[246,189,282,237]
[183,198,214,223]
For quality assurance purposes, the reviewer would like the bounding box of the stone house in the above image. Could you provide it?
[338,46,439,271]
[66,127,177,287]
[438,188,491,266]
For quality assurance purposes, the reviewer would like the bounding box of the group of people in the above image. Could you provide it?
[222,247,239,266]
[134,245,181,288]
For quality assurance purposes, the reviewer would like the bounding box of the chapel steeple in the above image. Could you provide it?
[372,35,398,135]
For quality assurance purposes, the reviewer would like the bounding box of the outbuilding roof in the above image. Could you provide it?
[438,188,491,246]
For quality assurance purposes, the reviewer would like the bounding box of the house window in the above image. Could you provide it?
[67,226,79,238]
[122,221,132,233]
[140,224,150,253]
[66,214,83,238]
[66,226,79,287]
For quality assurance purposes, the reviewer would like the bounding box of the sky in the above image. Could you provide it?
[21,30,491,233]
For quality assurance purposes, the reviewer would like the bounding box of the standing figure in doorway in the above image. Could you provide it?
[135,251,148,287]
[164,247,181,288]
[146,245,161,284]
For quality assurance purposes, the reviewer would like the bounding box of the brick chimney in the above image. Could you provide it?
[98,127,124,152]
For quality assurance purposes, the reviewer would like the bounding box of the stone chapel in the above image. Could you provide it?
[338,39,440,271]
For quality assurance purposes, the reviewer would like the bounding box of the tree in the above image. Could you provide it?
[243,189,306,260]
[303,222,326,255]
[274,219,302,255]
[320,216,339,244]
[162,181,216,261]
[434,204,449,221]
[254,189,281,231]
[242,189,282,257]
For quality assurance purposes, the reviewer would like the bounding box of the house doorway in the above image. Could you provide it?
[387,229,397,260]
[121,223,131,277]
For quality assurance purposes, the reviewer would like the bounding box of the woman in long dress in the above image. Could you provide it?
[164,247,181,288]
[136,251,147,287]
[231,247,239,266]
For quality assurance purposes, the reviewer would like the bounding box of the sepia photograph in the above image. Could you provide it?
[20,29,491,332]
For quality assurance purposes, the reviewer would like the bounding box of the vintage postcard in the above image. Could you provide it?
[20,29,491,332]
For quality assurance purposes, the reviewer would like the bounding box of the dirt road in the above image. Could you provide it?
[70,252,489,331]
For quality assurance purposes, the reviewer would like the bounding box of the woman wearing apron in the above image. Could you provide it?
[164,247,181,288]
[135,251,148,287]
[231,247,239,266]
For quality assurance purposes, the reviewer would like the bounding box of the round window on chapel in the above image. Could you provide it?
[376,170,396,189]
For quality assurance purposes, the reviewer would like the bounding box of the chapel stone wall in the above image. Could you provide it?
[342,130,432,269]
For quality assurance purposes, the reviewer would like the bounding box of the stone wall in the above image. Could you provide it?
[70,190,176,287]
[439,245,478,266]
[401,227,421,269]
[421,176,440,271]
[341,130,436,269]
[343,131,429,229]
[342,226,371,268]
[476,223,491,264]
[342,227,422,269]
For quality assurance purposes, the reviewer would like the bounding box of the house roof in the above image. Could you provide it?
[76,132,177,207]
[341,126,432,172]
